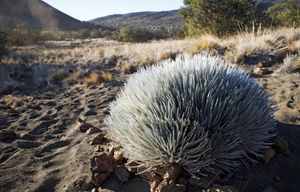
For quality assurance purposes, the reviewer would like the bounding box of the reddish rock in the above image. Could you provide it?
[90,152,114,186]
[149,164,185,192]
[89,133,105,145]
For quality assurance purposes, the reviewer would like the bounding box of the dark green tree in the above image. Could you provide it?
[180,0,268,36]
[267,0,300,27]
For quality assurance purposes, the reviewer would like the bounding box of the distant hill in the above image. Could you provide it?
[90,1,292,30]
[0,0,94,31]
[90,10,183,30]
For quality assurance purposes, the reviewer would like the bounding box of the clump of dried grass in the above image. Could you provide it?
[189,34,224,55]
[273,53,300,75]
[84,72,100,84]
[101,71,112,81]
[225,27,288,65]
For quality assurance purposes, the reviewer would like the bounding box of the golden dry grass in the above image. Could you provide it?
[3,28,299,67]
[158,52,177,61]
[84,72,100,84]
[1,27,300,93]
[101,71,112,81]
[189,34,223,55]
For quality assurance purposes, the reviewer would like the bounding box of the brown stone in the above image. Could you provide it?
[90,152,114,186]
[89,133,105,145]
[79,122,93,133]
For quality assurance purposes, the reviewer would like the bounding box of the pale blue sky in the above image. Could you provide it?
[42,0,184,21]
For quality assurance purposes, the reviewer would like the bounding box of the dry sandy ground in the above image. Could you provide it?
[0,45,300,192]
[0,65,126,191]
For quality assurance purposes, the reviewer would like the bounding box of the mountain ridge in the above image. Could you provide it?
[0,0,94,31]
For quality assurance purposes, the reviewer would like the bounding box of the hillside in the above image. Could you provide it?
[90,1,288,30]
[0,0,94,31]
[91,10,183,30]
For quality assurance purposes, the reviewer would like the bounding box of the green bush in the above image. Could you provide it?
[267,0,300,27]
[8,23,40,46]
[89,29,111,38]
[180,0,269,36]
[113,26,168,42]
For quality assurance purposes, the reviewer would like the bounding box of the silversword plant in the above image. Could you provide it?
[106,54,276,177]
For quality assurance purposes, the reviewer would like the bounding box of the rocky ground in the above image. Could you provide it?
[0,32,300,192]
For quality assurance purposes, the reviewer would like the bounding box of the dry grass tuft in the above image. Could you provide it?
[274,53,300,75]
[84,72,100,84]
[140,57,155,67]
[117,60,137,74]
[0,95,29,110]
[101,71,112,81]
[158,52,177,61]
[189,35,224,55]
[225,28,288,65]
